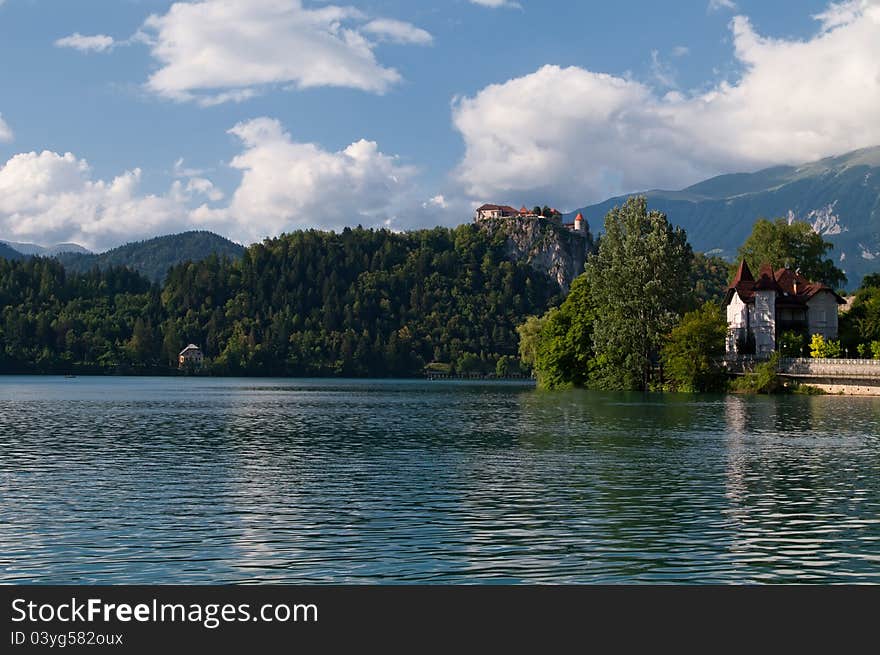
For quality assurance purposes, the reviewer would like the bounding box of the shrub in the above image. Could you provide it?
[495,355,519,377]
[792,383,826,395]
[873,341,880,359]
[779,331,805,357]
[731,352,782,394]
[661,302,728,392]
[810,334,842,358]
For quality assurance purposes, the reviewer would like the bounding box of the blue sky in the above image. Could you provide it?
[1,0,878,250]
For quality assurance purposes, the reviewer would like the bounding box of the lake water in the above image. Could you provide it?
[1,376,878,584]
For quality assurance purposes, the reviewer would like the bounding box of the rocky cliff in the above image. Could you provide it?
[476,216,595,292]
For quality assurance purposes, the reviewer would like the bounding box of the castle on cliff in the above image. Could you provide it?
[473,204,588,236]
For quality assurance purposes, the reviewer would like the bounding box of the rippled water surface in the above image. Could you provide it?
[1,376,879,583]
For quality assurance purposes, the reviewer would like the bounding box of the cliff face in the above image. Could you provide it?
[476,216,595,292]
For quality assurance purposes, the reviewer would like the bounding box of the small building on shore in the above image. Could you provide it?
[178,344,204,369]
[723,260,845,356]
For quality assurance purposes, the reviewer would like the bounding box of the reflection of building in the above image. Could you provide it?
[723,260,845,355]
[178,344,204,369]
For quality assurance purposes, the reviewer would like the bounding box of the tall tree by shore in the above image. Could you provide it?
[737,218,846,289]
[530,197,693,390]
[587,197,693,390]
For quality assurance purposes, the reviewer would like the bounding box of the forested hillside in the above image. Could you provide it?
[0,225,562,375]
[55,231,245,283]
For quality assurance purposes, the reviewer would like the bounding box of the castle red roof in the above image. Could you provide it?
[476,204,519,214]
[575,212,584,221]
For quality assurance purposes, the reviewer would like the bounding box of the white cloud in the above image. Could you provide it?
[423,195,448,209]
[172,157,208,178]
[139,0,430,105]
[0,151,218,251]
[469,0,521,8]
[54,33,116,53]
[191,117,419,243]
[708,0,737,12]
[362,19,433,45]
[0,114,11,142]
[672,45,690,57]
[0,117,456,250]
[452,1,880,208]
[650,49,678,88]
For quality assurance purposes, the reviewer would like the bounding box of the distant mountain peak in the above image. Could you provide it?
[53,231,245,282]
[0,240,92,257]
[570,145,880,289]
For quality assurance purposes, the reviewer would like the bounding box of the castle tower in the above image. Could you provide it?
[574,212,585,234]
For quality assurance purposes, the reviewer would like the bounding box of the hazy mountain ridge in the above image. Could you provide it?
[570,146,880,288]
[55,231,246,283]
[0,242,25,261]
[0,241,93,257]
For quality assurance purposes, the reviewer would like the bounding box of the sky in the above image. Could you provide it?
[1,0,879,251]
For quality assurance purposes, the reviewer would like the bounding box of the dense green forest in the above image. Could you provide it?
[55,231,245,283]
[0,225,562,376]
[5,209,862,381]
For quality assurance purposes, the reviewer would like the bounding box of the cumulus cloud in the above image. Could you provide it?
[54,33,116,53]
[191,117,418,243]
[453,0,880,208]
[0,116,448,250]
[362,19,433,45]
[0,151,222,250]
[138,0,430,104]
[0,114,11,142]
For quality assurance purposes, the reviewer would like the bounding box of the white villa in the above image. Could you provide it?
[723,260,845,356]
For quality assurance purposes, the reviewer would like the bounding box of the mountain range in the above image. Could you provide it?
[52,231,245,282]
[569,145,880,289]
[2,146,879,289]
[0,241,92,257]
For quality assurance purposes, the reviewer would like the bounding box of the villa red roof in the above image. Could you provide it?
[724,260,844,307]
[754,263,780,292]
